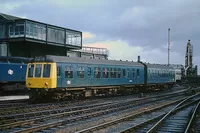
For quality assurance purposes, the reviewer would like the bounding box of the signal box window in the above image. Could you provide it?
[28,64,34,77]
[118,68,121,78]
[95,67,101,78]
[103,68,109,78]
[35,64,42,77]
[77,66,84,78]
[65,66,73,78]
[110,68,116,78]
[43,64,51,78]
[123,69,126,77]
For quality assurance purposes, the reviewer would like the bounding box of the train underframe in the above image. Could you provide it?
[0,82,27,95]
[28,83,175,102]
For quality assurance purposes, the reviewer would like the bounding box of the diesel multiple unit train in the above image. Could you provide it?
[26,55,178,100]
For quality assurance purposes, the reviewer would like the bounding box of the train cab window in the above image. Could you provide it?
[127,68,130,78]
[111,68,116,78]
[103,68,109,78]
[95,67,101,78]
[77,66,84,78]
[35,64,42,77]
[43,64,51,78]
[132,68,135,78]
[117,68,121,78]
[65,66,73,78]
[28,64,34,77]
[123,69,126,77]
[88,67,91,77]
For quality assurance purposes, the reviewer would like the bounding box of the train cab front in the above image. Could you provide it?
[26,62,57,100]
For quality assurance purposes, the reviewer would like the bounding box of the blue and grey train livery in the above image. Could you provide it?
[26,55,175,100]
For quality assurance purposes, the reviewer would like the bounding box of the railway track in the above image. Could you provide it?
[0,86,189,118]
[145,94,200,133]
[117,94,200,133]
[1,88,191,133]
[186,101,200,132]
[74,93,200,133]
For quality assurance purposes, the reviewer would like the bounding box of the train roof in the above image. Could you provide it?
[34,55,144,67]
[144,63,174,69]
[0,56,32,63]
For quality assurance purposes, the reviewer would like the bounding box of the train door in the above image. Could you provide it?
[87,66,93,87]
[56,64,63,88]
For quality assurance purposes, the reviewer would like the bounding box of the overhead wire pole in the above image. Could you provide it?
[168,28,170,66]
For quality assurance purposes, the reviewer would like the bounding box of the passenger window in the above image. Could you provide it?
[57,66,61,76]
[94,67,101,78]
[127,68,130,78]
[123,69,126,77]
[77,66,84,78]
[132,68,135,77]
[88,67,91,77]
[65,66,73,78]
[118,68,121,78]
[28,64,34,77]
[35,64,42,77]
[110,68,116,78]
[43,64,51,78]
[103,68,109,78]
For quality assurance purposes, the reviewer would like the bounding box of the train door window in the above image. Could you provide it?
[118,68,121,78]
[35,64,42,77]
[43,64,51,78]
[123,69,126,77]
[94,67,101,78]
[103,67,109,78]
[111,68,116,78]
[28,64,34,77]
[57,66,61,77]
[65,66,73,78]
[127,68,130,78]
[137,69,140,78]
[132,68,135,78]
[77,66,84,78]
[88,67,91,77]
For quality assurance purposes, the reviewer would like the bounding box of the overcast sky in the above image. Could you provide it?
[0,0,200,72]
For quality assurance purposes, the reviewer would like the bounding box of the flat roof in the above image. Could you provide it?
[0,13,81,33]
